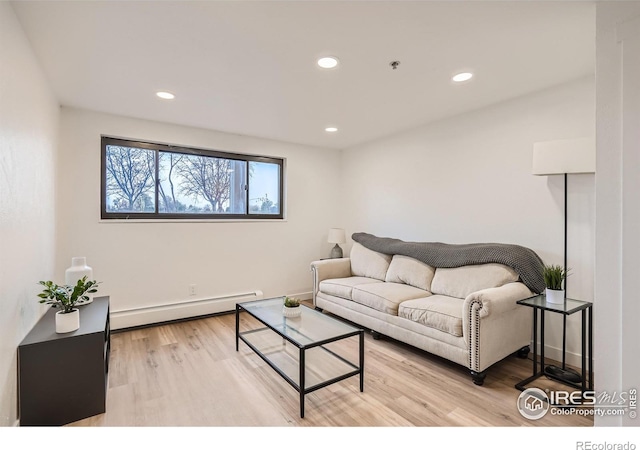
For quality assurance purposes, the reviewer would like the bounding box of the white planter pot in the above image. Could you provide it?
[545,288,565,305]
[56,309,80,333]
[282,306,302,318]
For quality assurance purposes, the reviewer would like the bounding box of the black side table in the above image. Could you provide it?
[18,296,110,426]
[515,294,593,393]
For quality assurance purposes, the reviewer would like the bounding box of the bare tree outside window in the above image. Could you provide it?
[105,146,155,212]
[176,154,233,213]
[158,152,184,213]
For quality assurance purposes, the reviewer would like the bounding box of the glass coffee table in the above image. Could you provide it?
[236,297,364,418]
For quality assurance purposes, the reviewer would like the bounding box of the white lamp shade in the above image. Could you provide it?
[328,228,346,244]
[532,137,595,175]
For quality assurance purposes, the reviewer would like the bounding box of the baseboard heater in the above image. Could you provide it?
[110,290,263,330]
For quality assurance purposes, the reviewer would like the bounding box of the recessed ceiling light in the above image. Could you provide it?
[317,57,339,69]
[156,91,175,100]
[452,72,473,82]
[325,127,338,133]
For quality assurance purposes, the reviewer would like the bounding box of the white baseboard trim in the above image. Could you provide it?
[110,290,264,330]
[287,291,313,301]
[531,341,587,369]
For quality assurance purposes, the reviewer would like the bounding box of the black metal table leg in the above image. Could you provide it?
[533,308,538,376]
[299,348,305,418]
[359,330,364,392]
[540,310,545,373]
[517,308,540,391]
[588,306,593,390]
[235,304,240,351]
[582,308,587,392]
[562,314,567,370]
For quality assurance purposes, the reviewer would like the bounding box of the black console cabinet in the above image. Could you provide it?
[18,296,110,426]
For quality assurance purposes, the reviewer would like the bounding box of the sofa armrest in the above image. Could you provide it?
[463,282,534,319]
[310,258,352,304]
[463,282,535,373]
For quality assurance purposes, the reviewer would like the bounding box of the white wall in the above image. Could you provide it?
[595,2,640,427]
[341,77,595,366]
[57,108,342,329]
[0,2,60,427]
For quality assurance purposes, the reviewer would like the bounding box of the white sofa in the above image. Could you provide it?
[311,242,536,385]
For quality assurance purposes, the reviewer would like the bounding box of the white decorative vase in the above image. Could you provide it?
[545,288,565,305]
[65,257,94,304]
[283,306,302,318]
[56,309,80,333]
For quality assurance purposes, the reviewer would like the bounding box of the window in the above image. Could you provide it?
[101,137,284,220]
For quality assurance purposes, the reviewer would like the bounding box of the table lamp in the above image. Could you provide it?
[328,228,346,259]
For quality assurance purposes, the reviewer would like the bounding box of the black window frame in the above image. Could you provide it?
[101,136,285,220]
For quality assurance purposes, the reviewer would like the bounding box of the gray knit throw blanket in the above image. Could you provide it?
[352,232,545,294]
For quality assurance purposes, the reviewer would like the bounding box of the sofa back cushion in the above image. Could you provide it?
[385,255,435,291]
[430,263,519,299]
[350,242,392,281]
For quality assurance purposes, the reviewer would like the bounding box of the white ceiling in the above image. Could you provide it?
[11,1,595,150]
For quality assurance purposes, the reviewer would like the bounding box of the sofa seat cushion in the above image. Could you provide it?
[385,255,435,291]
[430,263,519,299]
[319,277,380,301]
[352,282,431,315]
[350,243,393,281]
[398,295,464,337]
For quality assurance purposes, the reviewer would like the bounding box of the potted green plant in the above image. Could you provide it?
[282,296,302,318]
[38,276,101,333]
[542,264,570,304]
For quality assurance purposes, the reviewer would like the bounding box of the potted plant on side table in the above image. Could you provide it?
[37,276,101,333]
[282,296,302,318]
[542,264,570,305]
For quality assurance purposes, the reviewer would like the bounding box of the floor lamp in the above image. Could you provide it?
[532,137,595,383]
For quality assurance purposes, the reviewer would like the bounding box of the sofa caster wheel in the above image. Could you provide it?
[314,306,323,312]
[516,346,530,359]
[471,370,487,386]
[371,331,381,340]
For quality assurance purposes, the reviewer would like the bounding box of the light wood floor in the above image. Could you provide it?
[70,305,594,427]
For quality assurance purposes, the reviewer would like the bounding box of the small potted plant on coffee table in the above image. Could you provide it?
[282,296,302,318]
[37,276,101,333]
[542,264,570,304]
